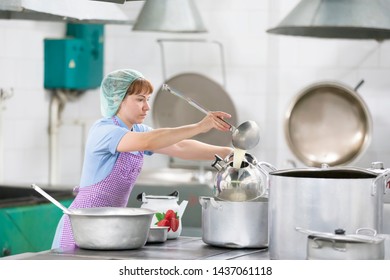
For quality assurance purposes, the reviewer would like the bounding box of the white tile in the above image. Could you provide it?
[1,0,390,185]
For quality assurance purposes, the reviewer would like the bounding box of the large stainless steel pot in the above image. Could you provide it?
[68,207,155,250]
[266,164,390,260]
[199,196,268,248]
[297,227,385,260]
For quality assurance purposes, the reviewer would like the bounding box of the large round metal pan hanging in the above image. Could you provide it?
[284,81,372,167]
[152,73,237,146]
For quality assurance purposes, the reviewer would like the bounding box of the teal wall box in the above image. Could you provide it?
[44,23,104,90]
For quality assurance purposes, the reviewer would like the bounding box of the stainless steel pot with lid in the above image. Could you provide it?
[296,227,385,260]
[266,164,390,259]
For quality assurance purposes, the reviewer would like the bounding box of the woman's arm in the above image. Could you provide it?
[116,111,231,153]
[154,139,233,161]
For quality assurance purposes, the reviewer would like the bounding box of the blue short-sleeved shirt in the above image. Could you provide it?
[79,116,153,187]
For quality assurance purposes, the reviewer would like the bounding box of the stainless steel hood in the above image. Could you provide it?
[267,0,390,40]
[0,0,134,24]
[132,0,207,33]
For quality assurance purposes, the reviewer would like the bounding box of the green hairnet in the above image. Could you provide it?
[100,69,144,117]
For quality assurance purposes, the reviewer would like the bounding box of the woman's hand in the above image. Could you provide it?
[197,111,232,133]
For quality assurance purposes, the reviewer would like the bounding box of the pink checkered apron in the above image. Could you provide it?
[58,118,144,249]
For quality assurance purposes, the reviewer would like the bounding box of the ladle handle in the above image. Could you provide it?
[31,184,71,215]
[162,84,236,132]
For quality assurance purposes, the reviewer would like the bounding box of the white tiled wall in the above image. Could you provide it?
[0,0,389,188]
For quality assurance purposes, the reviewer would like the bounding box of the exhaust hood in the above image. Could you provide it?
[267,0,390,41]
[132,0,207,33]
[0,0,134,24]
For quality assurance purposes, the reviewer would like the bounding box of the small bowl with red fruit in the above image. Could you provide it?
[155,209,180,232]
[147,209,181,242]
[146,226,169,243]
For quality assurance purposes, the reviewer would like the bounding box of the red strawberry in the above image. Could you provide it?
[169,218,179,232]
[157,219,170,229]
[164,209,177,220]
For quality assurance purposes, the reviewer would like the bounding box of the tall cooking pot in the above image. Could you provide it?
[199,196,268,248]
[266,164,390,260]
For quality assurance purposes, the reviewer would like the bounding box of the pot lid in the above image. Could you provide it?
[152,73,237,146]
[296,227,385,244]
[270,165,378,179]
[284,81,372,167]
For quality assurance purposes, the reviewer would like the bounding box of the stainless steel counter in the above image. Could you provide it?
[5,235,390,260]
[3,237,270,260]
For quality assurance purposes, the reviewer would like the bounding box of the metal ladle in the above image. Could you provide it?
[31,183,72,215]
[162,84,260,150]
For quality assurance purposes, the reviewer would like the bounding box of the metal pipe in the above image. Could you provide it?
[157,38,227,88]
[48,92,61,186]
[0,92,3,182]
[0,88,13,182]
[48,89,86,186]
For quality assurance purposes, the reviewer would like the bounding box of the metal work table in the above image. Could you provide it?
[5,235,390,260]
[3,237,270,260]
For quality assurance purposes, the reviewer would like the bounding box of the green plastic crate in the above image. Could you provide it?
[0,199,73,257]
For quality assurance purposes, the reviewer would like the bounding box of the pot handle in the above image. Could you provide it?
[136,192,145,202]
[372,169,390,196]
[210,197,223,210]
[257,162,277,196]
[211,154,224,171]
[199,196,207,208]
[198,196,223,210]
[168,190,179,198]
[312,238,346,252]
[356,228,377,236]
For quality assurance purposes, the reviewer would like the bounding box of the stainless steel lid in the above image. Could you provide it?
[284,81,372,167]
[270,165,378,179]
[297,227,385,244]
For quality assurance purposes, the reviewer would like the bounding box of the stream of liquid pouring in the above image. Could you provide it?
[229,148,247,201]
[233,148,246,169]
